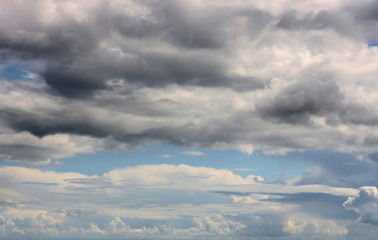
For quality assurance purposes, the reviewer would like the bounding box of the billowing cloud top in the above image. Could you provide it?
[344,186,378,224]
[0,0,378,163]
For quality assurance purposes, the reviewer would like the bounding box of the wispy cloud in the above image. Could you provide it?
[233,168,256,172]
[53,160,65,166]
[181,151,207,156]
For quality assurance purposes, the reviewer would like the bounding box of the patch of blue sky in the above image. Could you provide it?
[1,144,360,182]
[367,40,378,47]
[44,144,309,181]
[0,61,37,81]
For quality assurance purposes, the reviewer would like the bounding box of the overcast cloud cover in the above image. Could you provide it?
[1,0,378,239]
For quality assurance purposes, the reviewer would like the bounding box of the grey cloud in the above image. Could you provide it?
[0,81,252,149]
[346,222,378,240]
[275,4,378,39]
[1,75,377,163]
[0,143,57,163]
[0,0,271,97]
[276,10,350,34]
[0,107,117,138]
[257,78,378,126]
[276,10,325,30]
[1,0,378,163]
[257,79,343,124]
[144,0,225,49]
[0,79,367,161]
[338,103,378,126]
[58,208,97,217]
[349,0,378,22]
[0,201,19,207]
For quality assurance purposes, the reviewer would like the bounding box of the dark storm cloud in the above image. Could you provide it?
[1,0,378,163]
[257,78,378,126]
[257,79,343,124]
[0,107,114,138]
[0,0,271,97]
[0,98,231,148]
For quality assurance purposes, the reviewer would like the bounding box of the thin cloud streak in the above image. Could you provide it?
[181,151,207,156]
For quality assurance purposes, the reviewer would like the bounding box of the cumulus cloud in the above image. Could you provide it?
[344,186,378,224]
[0,163,365,239]
[283,217,348,237]
[0,214,246,239]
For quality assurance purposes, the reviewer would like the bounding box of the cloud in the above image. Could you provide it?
[1,2,378,239]
[0,163,365,239]
[0,124,119,165]
[53,161,64,166]
[159,154,172,158]
[0,214,246,239]
[181,151,206,156]
[257,78,344,124]
[233,168,256,172]
[0,0,378,164]
[292,151,378,188]
[0,0,268,97]
[257,78,378,126]
[283,217,348,236]
[344,186,378,224]
[58,208,97,217]
[104,164,256,186]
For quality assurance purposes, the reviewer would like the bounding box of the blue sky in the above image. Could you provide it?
[1,0,378,239]
[40,146,308,179]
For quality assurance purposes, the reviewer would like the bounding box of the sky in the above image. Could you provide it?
[1,0,378,239]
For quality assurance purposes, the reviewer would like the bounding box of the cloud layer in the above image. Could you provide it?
[0,164,362,239]
[0,0,378,163]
